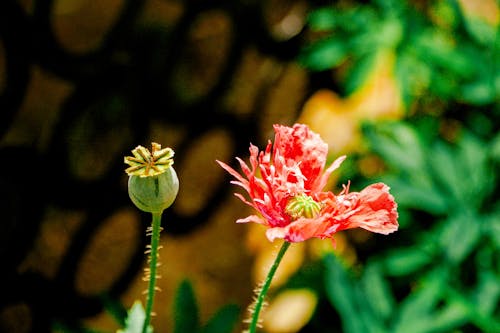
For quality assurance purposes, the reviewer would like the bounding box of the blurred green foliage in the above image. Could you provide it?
[282,120,500,333]
[116,279,240,333]
[295,0,499,332]
[55,280,240,333]
[299,0,499,106]
[349,121,498,332]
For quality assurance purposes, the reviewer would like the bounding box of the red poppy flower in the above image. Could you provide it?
[217,124,398,243]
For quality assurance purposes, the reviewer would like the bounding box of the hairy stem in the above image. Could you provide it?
[143,212,163,333]
[248,241,291,333]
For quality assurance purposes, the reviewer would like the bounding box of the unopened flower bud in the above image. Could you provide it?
[124,143,179,213]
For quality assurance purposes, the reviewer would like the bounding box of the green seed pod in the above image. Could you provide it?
[128,167,179,213]
[285,194,322,220]
[124,142,179,213]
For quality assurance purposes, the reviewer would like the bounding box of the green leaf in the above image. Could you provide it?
[486,210,500,247]
[462,16,498,46]
[438,213,481,264]
[420,300,469,332]
[374,18,403,48]
[361,262,395,321]
[352,288,387,333]
[117,301,153,333]
[173,280,200,333]
[415,29,473,77]
[491,132,500,163]
[362,121,426,173]
[459,133,492,196]
[200,304,240,333]
[430,0,460,30]
[339,6,378,33]
[323,255,387,333]
[395,51,429,105]
[461,80,496,105]
[344,52,377,95]
[473,271,500,315]
[393,267,448,333]
[362,121,452,214]
[299,38,348,71]
[428,141,464,204]
[447,288,500,332]
[383,176,448,214]
[307,7,337,31]
[380,246,434,276]
[323,254,366,333]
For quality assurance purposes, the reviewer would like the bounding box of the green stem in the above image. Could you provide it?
[142,212,163,333]
[248,241,291,333]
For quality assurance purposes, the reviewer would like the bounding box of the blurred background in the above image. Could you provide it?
[0,0,498,332]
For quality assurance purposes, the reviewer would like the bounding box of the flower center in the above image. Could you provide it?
[285,194,322,220]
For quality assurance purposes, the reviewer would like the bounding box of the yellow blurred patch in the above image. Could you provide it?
[298,50,403,155]
[262,289,318,333]
[308,233,357,267]
[252,240,306,289]
[458,0,499,26]
[357,154,387,178]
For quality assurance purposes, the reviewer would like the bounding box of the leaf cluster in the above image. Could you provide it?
[54,280,241,333]
[299,0,498,107]
[280,118,500,333]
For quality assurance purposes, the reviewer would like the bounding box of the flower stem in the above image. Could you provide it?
[143,212,163,333]
[248,241,291,333]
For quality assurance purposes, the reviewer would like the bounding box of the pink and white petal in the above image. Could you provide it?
[266,227,288,242]
[216,160,249,185]
[344,210,398,234]
[237,215,266,224]
[268,216,331,243]
[315,155,346,191]
[340,183,399,234]
[236,157,254,178]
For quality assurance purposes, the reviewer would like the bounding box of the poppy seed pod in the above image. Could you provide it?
[128,168,179,213]
[124,143,179,213]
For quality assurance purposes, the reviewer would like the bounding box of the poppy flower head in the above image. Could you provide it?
[217,124,398,243]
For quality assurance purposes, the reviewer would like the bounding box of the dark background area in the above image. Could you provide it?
[1,0,499,333]
[1,0,315,332]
